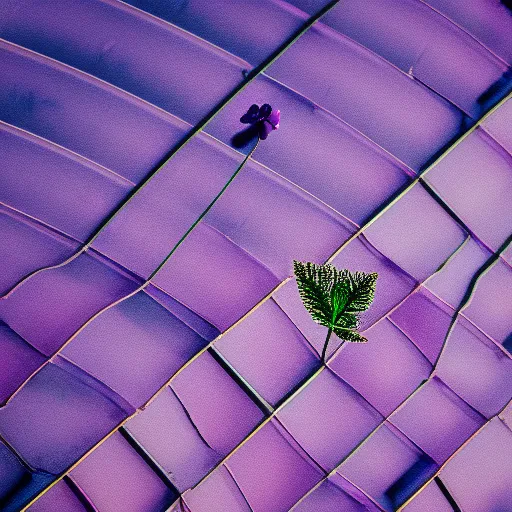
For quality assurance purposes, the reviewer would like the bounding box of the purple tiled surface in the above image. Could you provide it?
[0,1,510,511]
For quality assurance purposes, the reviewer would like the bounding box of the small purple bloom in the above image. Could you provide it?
[240,103,280,140]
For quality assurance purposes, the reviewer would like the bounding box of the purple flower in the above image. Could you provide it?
[240,103,280,140]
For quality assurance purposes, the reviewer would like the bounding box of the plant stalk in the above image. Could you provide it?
[321,328,332,363]
[148,138,259,281]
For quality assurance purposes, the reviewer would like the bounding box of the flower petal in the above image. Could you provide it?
[258,120,273,140]
[267,109,280,130]
[259,104,272,119]
[240,104,260,124]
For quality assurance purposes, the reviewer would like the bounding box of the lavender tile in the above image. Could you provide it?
[440,418,512,511]
[390,377,485,464]
[171,351,264,456]
[462,256,512,347]
[329,319,432,416]
[436,318,512,417]
[425,129,512,251]
[215,299,319,405]
[71,432,177,512]
[0,361,127,475]
[266,24,464,169]
[0,252,139,356]
[0,209,79,296]
[389,287,453,364]
[226,421,323,512]
[62,290,208,409]
[278,369,382,471]
[314,0,507,117]
[363,184,468,281]
[0,41,188,182]
[0,123,132,240]
[338,424,438,511]
[0,0,247,125]
[126,387,220,491]
[183,466,252,512]
[123,0,307,66]
[425,237,492,308]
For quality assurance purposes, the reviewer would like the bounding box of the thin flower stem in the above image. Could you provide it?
[148,138,260,281]
[321,328,332,363]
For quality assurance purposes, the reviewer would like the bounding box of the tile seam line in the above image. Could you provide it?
[0,0,341,299]
[0,120,136,187]
[416,0,512,67]
[23,86,510,507]
[17,1,343,505]
[21,20,509,512]
[64,475,99,512]
[109,0,254,67]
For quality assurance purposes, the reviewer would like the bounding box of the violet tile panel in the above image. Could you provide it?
[312,0,507,117]
[0,0,247,125]
[278,369,382,471]
[183,466,252,512]
[425,129,512,251]
[0,209,80,296]
[329,319,432,417]
[0,251,139,356]
[436,318,512,418]
[463,257,512,347]
[226,421,323,512]
[27,480,88,512]
[214,299,319,406]
[122,0,307,66]
[0,41,188,182]
[126,387,220,491]
[153,223,280,331]
[389,377,485,464]
[363,184,468,282]
[423,0,512,64]
[440,418,512,511]
[389,287,453,364]
[70,431,177,512]
[0,123,132,240]
[425,236,492,308]
[199,158,357,279]
[274,278,344,360]
[208,75,412,226]
[401,480,453,512]
[338,424,438,511]
[62,290,209,409]
[171,351,265,456]
[330,236,417,327]
[265,24,465,170]
[145,284,220,342]
[0,360,128,476]
[292,479,375,512]
[482,97,512,154]
[0,322,45,405]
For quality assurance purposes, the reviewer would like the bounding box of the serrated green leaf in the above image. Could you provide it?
[293,260,377,349]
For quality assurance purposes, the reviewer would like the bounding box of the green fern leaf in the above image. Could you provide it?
[293,261,377,355]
